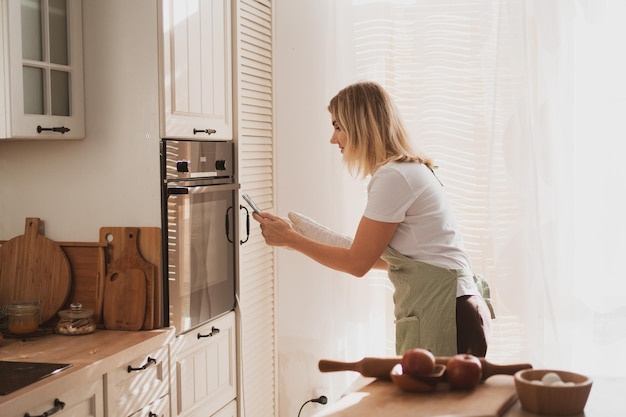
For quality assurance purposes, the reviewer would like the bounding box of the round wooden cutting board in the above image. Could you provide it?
[0,218,71,323]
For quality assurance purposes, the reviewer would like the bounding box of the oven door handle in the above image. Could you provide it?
[226,206,234,243]
[239,205,250,244]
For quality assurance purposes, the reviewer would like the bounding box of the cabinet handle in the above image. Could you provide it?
[24,398,65,417]
[193,128,217,135]
[197,326,220,339]
[127,356,157,373]
[36,125,71,134]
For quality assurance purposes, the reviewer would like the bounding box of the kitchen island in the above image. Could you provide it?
[0,328,174,417]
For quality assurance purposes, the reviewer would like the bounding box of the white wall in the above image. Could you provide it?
[0,1,160,242]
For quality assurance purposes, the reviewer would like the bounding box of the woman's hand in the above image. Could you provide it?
[252,212,298,247]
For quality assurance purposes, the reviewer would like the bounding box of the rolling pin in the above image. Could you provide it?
[318,356,532,381]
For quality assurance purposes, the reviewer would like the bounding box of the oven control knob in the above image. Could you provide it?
[177,160,190,172]
[215,160,227,171]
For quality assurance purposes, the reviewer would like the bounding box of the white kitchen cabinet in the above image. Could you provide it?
[7,378,104,417]
[212,400,237,417]
[169,311,237,417]
[0,0,85,139]
[105,344,170,417]
[158,0,233,140]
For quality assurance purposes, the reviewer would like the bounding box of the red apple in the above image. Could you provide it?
[401,348,436,377]
[446,354,482,390]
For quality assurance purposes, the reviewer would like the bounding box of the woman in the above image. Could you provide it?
[252,81,492,356]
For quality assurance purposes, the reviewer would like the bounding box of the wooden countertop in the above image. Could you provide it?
[313,375,518,417]
[0,328,174,410]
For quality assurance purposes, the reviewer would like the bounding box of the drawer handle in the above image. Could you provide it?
[127,356,157,373]
[193,128,217,135]
[197,326,220,339]
[24,398,65,417]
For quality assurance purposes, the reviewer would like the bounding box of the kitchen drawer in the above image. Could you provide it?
[170,312,236,417]
[128,394,170,417]
[105,344,169,417]
[7,378,103,417]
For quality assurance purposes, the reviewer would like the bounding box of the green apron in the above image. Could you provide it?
[382,246,464,356]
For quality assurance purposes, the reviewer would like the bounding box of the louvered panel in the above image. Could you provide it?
[241,151,273,162]
[236,0,276,416]
[240,130,272,140]
[241,341,275,376]
[241,120,273,131]
[240,87,272,103]
[242,67,267,83]
[241,13,272,39]
[240,20,271,42]
[239,164,272,175]
[239,255,272,274]
[241,183,273,198]
[241,96,272,111]
[242,44,272,61]
[240,275,273,296]
[241,6,271,23]
[241,177,273,190]
[241,283,273,305]
[240,44,272,65]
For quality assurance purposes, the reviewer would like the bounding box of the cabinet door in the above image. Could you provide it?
[170,312,236,417]
[105,345,170,417]
[159,0,233,140]
[212,400,237,417]
[235,0,277,414]
[6,378,104,417]
[2,0,85,139]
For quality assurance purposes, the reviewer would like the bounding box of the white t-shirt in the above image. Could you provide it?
[364,161,479,297]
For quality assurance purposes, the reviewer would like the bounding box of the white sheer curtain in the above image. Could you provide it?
[327,0,626,380]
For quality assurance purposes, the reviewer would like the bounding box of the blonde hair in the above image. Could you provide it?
[328,81,433,178]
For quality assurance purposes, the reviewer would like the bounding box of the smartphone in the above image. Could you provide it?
[242,193,261,214]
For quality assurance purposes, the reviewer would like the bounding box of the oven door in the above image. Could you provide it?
[165,183,237,334]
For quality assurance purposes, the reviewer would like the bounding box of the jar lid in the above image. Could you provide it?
[58,303,94,319]
[5,300,41,315]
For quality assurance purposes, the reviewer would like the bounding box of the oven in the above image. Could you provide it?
[160,139,239,334]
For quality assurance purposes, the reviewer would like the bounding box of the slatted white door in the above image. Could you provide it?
[234,1,276,416]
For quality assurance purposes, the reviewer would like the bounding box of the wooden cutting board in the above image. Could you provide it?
[102,228,149,330]
[0,218,71,323]
[314,375,518,417]
[59,241,107,324]
[100,227,161,330]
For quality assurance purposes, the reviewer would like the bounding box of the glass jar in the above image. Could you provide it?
[3,301,41,334]
[56,303,96,335]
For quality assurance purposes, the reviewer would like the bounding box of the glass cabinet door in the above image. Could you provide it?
[21,0,70,117]
[2,0,84,139]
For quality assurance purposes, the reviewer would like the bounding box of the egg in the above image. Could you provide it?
[541,372,563,386]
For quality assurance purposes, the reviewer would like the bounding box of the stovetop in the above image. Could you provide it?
[0,361,72,395]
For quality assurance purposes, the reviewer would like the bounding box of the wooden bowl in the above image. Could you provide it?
[390,363,446,393]
[514,369,592,415]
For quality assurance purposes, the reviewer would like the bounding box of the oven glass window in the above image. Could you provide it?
[167,188,235,332]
